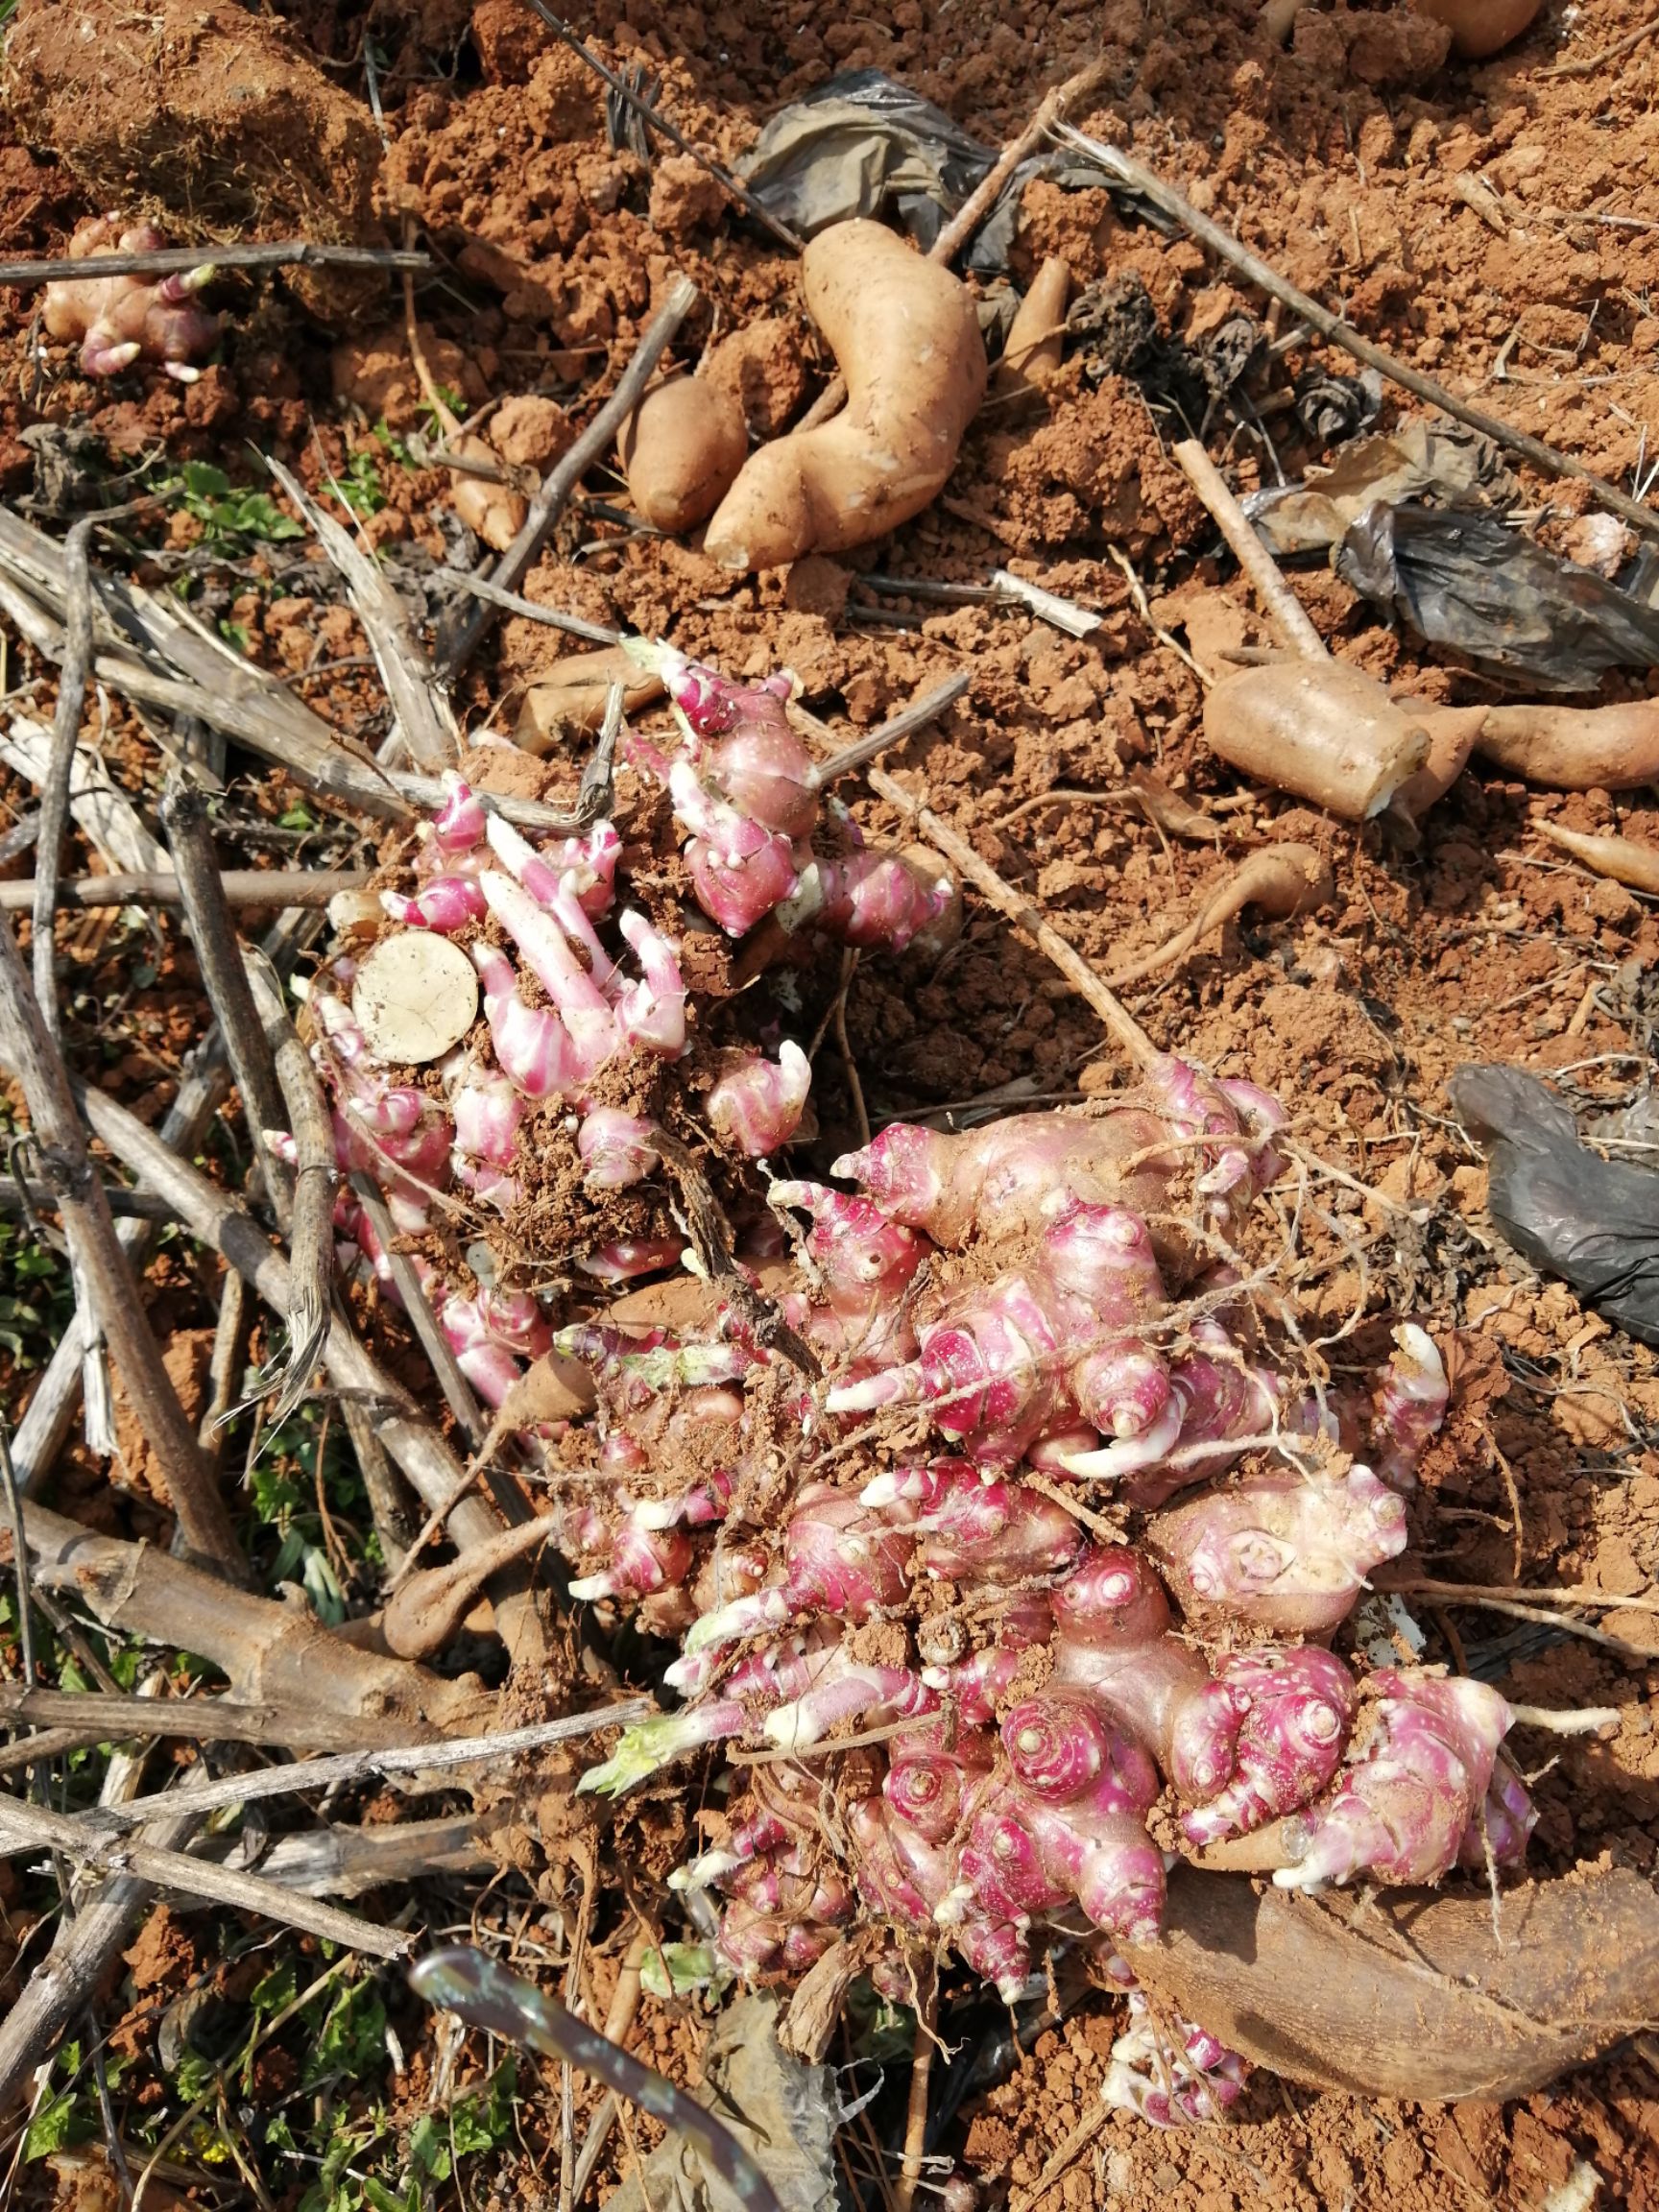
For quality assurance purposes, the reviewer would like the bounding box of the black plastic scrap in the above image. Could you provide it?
[1450,1065,1659,1348]
[1336,502,1659,692]
[736,68,1124,268]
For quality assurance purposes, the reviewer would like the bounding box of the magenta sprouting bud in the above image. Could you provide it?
[1458,1752,1537,1870]
[1273,1670,1516,1890]
[381,875,487,933]
[579,1238,685,1284]
[707,1044,811,1157]
[43,216,220,380]
[634,1467,734,1533]
[577,1107,661,1190]
[666,1484,914,1689]
[1372,1322,1450,1489]
[781,850,959,956]
[1150,1463,1408,1638]
[568,1514,695,1604]
[761,1655,939,1752]
[429,771,489,860]
[1175,1647,1358,1843]
[883,1743,988,1842]
[865,1461,1083,1583]
[1102,1994,1247,2128]
[668,761,803,937]
[630,640,816,836]
[1001,1695,1158,1810]
[450,1073,523,1204]
[771,1180,926,1319]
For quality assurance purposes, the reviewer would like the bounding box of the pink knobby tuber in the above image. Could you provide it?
[43,215,220,381]
[1150,1463,1408,1637]
[307,687,1555,2104]
[1274,1670,1523,1889]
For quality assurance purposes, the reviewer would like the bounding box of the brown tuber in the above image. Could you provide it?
[1538,820,1659,896]
[617,375,749,534]
[1128,1863,1659,2101]
[1475,697,1659,791]
[1203,657,1431,821]
[1414,0,1544,60]
[516,649,666,753]
[703,219,988,571]
[1106,842,1334,989]
[995,255,1071,393]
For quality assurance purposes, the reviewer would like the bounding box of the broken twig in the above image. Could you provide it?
[440,275,700,677]
[865,765,1159,1070]
[1172,439,1327,659]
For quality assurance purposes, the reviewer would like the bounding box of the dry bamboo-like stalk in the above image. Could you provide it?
[0,1792,409,1957]
[348,1169,487,1449]
[0,869,371,912]
[0,914,247,1579]
[252,958,336,1423]
[269,459,460,773]
[33,515,96,1044]
[0,1809,201,2117]
[439,273,700,676]
[0,1682,437,1753]
[88,1704,652,1834]
[1171,439,1327,661]
[161,781,293,1218]
[59,1078,550,1670]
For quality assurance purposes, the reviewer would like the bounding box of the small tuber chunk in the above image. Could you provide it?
[1204,658,1431,821]
[617,375,749,534]
[703,219,988,571]
[995,255,1071,393]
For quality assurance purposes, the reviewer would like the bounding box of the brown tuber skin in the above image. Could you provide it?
[1204,658,1431,820]
[1128,1863,1659,2101]
[1475,697,1659,791]
[617,375,749,534]
[1538,820,1659,896]
[995,255,1070,394]
[515,649,666,753]
[704,219,988,571]
[1414,0,1544,60]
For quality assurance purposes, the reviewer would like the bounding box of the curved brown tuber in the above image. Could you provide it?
[1127,1863,1659,2102]
[1204,658,1431,821]
[1476,697,1659,791]
[516,648,665,752]
[1105,843,1334,989]
[1388,703,1488,823]
[617,375,749,534]
[1416,0,1544,60]
[703,219,988,571]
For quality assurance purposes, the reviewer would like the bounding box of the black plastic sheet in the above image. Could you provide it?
[1336,502,1659,692]
[1450,1065,1659,1347]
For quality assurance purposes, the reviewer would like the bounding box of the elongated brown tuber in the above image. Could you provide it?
[1204,658,1431,820]
[516,649,665,753]
[1538,820,1659,895]
[1476,697,1659,791]
[617,375,749,533]
[995,255,1070,393]
[704,220,988,571]
[1128,1863,1659,2101]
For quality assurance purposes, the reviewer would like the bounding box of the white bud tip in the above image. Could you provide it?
[859,1473,902,1507]
[567,1574,612,1602]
